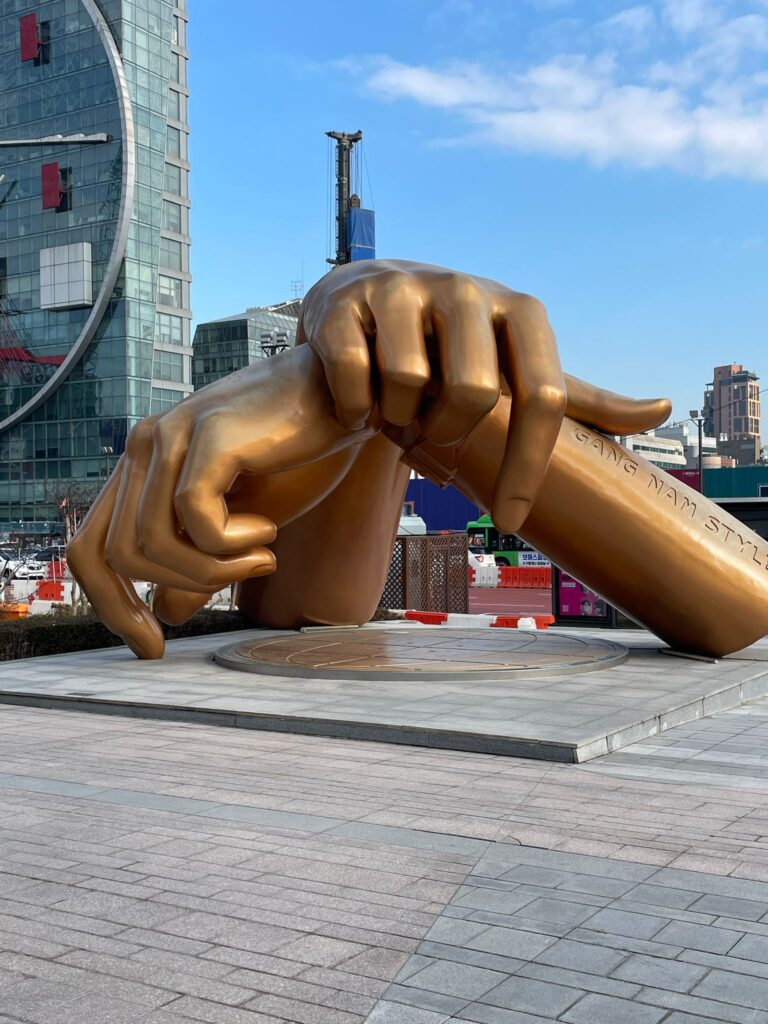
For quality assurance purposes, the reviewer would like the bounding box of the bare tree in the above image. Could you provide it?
[46,479,101,615]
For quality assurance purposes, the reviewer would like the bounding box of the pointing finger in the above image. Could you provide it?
[493,295,566,535]
[67,462,166,659]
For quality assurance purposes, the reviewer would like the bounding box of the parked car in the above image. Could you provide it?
[0,550,21,578]
[14,559,45,580]
[34,547,66,563]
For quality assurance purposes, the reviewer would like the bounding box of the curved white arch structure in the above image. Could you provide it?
[0,0,136,435]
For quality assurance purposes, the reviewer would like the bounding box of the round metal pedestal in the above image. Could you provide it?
[214,627,628,682]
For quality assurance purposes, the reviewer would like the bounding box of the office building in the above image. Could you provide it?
[192,301,299,389]
[717,435,762,468]
[0,0,191,539]
[655,422,723,469]
[703,364,761,445]
[618,432,687,472]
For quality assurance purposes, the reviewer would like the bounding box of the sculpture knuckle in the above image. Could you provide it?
[125,416,155,455]
[530,383,567,417]
[103,536,127,575]
[137,522,163,561]
[387,363,430,392]
[447,276,483,305]
[451,380,499,413]
[151,417,173,449]
[65,534,84,572]
[173,487,204,530]
[513,292,547,321]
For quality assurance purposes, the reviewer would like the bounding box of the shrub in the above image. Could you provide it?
[0,608,248,662]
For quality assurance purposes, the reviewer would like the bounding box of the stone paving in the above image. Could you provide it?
[0,692,767,1021]
[3,628,768,762]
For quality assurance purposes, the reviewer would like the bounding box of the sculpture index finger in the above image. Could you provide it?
[492,295,567,535]
[67,461,166,659]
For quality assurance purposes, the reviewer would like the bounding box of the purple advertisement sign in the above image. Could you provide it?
[557,573,609,619]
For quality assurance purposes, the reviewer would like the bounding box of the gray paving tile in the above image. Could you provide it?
[693,968,768,1010]
[534,938,627,975]
[466,925,557,960]
[512,897,597,926]
[90,789,221,815]
[404,959,507,1000]
[662,1014,732,1024]
[612,953,709,992]
[730,933,768,963]
[424,919,489,948]
[455,888,537,915]
[366,1002,450,1023]
[479,975,584,1015]
[380,982,467,1016]
[688,894,768,921]
[325,822,490,857]
[197,804,345,832]
[418,940,526,977]
[634,985,766,1023]
[585,908,668,940]
[562,992,668,1023]
[625,884,701,910]
[518,961,640,999]
[655,920,743,954]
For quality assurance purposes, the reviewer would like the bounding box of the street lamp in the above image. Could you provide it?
[689,409,705,488]
[99,445,114,480]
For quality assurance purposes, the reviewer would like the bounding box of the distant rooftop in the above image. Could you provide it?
[208,299,301,323]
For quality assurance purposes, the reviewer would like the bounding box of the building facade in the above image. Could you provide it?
[192,301,299,390]
[703,364,762,446]
[0,0,191,539]
[617,432,687,472]
[655,422,723,469]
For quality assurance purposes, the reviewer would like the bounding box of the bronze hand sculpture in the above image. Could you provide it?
[67,261,768,660]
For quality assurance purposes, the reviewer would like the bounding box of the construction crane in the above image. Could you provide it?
[326,130,375,267]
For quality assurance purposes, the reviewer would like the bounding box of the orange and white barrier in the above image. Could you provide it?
[401,610,555,630]
[468,565,552,589]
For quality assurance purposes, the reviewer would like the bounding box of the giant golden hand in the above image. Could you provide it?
[67,262,768,660]
[300,260,670,533]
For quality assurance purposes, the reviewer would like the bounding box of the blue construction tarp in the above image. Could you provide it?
[406,478,482,532]
[348,207,375,260]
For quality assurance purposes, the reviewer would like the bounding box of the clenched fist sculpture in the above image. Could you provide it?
[67,261,768,660]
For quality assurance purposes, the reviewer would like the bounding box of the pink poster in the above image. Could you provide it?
[558,573,608,618]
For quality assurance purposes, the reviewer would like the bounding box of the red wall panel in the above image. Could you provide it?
[19,14,39,61]
[41,163,62,209]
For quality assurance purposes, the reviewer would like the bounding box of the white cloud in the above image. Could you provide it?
[342,3,768,181]
[662,0,723,35]
[598,4,657,42]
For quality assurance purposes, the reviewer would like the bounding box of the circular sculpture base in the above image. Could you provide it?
[214,627,628,681]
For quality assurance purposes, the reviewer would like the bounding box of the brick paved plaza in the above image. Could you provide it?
[2,691,768,1021]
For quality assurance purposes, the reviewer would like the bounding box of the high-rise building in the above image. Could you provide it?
[192,301,300,390]
[0,0,191,540]
[703,364,761,441]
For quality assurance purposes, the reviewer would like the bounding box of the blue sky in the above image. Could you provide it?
[187,0,768,431]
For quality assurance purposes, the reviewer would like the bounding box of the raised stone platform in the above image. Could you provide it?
[214,628,629,681]
[2,623,767,762]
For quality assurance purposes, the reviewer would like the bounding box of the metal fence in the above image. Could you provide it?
[380,534,469,613]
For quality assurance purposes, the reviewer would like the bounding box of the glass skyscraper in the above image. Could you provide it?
[0,0,191,539]
[192,301,300,390]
